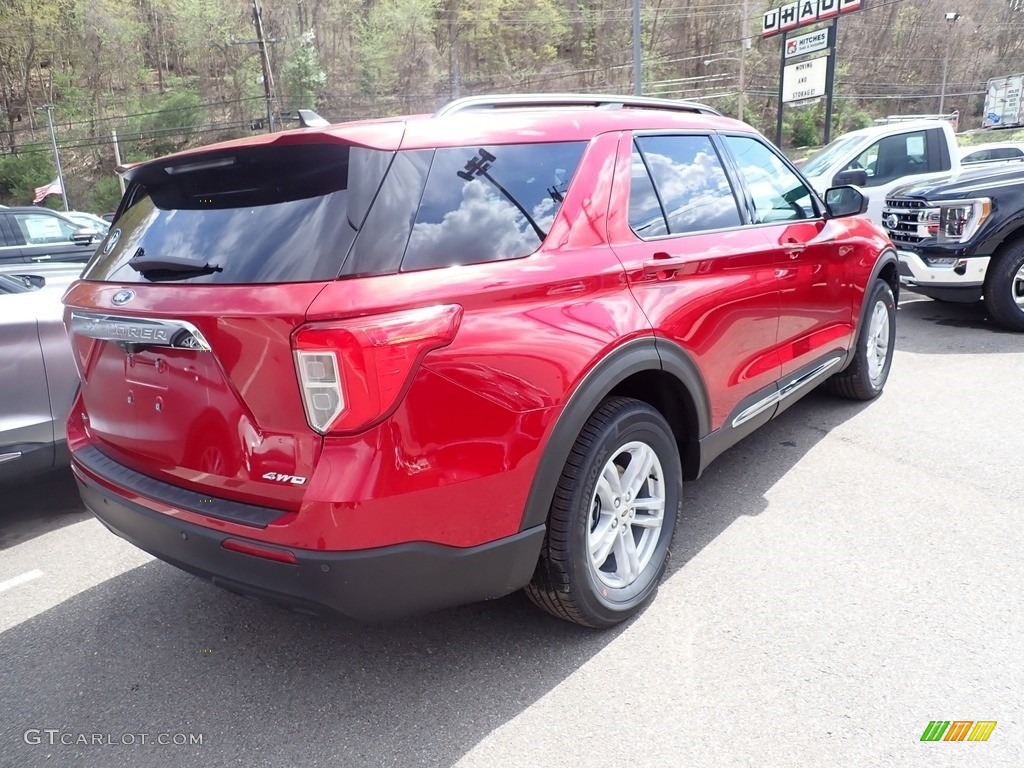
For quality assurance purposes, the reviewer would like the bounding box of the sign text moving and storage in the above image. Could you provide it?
[763,0,863,38]
[782,56,828,103]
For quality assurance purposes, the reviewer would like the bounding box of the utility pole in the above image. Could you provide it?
[738,0,748,121]
[449,3,461,99]
[253,0,277,132]
[632,0,642,96]
[112,130,126,195]
[232,0,280,133]
[39,104,69,211]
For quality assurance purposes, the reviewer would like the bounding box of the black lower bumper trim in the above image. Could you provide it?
[76,473,545,622]
[74,445,284,528]
[902,285,983,303]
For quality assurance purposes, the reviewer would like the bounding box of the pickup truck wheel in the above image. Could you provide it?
[524,397,681,628]
[983,243,1024,331]
[828,279,896,400]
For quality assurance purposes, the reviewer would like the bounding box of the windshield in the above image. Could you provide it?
[800,134,865,177]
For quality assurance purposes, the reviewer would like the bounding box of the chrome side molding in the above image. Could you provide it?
[732,356,843,428]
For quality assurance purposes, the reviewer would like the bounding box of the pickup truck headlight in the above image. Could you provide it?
[936,198,992,244]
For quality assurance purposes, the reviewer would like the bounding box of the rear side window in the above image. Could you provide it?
[342,141,585,275]
[400,143,584,271]
[631,135,742,236]
[82,143,392,284]
[628,150,669,238]
[992,147,1023,159]
[13,212,78,244]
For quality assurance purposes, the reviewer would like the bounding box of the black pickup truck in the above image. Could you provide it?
[882,164,1024,330]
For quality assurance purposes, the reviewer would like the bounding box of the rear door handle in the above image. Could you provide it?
[30,254,52,262]
[783,241,806,259]
[642,252,688,278]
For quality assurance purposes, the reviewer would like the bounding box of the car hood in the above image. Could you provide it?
[889,163,1024,199]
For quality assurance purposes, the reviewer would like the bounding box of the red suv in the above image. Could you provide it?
[63,95,897,627]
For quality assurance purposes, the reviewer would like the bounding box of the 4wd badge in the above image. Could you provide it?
[262,471,307,485]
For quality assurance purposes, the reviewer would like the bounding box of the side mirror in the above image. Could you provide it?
[71,228,98,245]
[825,186,868,218]
[832,169,868,187]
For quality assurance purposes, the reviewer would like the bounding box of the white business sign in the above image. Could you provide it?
[763,0,863,38]
[782,56,829,103]
[785,28,829,59]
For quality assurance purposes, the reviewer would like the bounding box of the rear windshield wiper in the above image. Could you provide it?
[128,249,222,278]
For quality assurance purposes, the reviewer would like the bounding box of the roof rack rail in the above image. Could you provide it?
[433,93,722,118]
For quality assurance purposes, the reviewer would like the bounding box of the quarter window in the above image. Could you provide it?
[631,135,741,236]
[723,135,816,223]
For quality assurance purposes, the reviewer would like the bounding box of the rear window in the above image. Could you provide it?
[82,143,392,284]
[82,140,585,284]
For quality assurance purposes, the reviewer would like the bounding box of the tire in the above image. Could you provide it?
[983,242,1024,331]
[828,279,896,400]
[524,397,681,628]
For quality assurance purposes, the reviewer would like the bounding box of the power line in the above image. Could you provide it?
[4,95,267,138]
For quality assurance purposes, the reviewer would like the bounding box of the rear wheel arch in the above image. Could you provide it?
[518,337,709,532]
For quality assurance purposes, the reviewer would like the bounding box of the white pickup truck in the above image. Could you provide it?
[797,119,1007,225]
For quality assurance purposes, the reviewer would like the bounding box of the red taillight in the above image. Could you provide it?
[221,538,299,565]
[293,304,463,434]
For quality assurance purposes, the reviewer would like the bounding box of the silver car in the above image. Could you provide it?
[0,265,81,482]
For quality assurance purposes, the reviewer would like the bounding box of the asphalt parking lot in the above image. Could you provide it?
[1,294,1021,768]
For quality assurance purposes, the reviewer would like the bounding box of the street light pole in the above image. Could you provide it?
[39,104,69,211]
[939,12,961,115]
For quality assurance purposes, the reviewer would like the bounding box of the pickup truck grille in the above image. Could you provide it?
[882,197,932,247]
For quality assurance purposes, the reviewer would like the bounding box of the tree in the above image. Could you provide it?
[283,30,326,110]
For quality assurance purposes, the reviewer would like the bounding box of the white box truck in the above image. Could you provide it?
[983,75,1024,129]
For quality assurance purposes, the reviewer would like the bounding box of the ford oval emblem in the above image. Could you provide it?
[884,213,899,230]
[102,228,121,255]
[111,289,135,306]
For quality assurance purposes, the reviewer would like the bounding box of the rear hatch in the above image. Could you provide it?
[63,129,401,511]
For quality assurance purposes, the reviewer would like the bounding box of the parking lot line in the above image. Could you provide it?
[0,569,44,593]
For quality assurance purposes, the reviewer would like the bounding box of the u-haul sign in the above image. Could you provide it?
[763,0,863,38]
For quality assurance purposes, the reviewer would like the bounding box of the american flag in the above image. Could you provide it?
[32,178,62,204]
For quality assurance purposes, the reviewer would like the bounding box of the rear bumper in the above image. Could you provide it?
[75,468,545,622]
